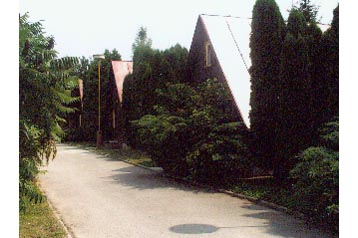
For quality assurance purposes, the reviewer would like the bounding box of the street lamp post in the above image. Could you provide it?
[93,54,105,147]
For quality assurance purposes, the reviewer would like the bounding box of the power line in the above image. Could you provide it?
[224,18,250,73]
[200,13,252,20]
[201,13,331,26]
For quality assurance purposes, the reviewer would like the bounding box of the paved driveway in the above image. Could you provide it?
[39,144,333,238]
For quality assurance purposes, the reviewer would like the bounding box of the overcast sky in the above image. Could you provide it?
[19,0,339,60]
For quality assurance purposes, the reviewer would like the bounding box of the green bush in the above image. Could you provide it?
[289,118,338,232]
[133,79,251,184]
[133,114,190,176]
[186,121,251,185]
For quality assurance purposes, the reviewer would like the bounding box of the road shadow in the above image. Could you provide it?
[103,165,213,194]
[169,210,334,238]
[106,166,335,237]
[169,223,267,235]
[238,203,336,238]
[169,224,219,234]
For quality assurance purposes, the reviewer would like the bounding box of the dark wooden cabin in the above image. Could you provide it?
[107,60,133,144]
[188,14,252,128]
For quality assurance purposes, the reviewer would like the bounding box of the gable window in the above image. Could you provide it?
[112,109,116,129]
[205,41,212,67]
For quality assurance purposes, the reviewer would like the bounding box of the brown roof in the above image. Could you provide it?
[111,61,133,102]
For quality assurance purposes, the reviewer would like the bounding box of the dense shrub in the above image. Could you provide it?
[133,79,251,184]
[132,82,199,175]
[133,114,190,176]
[290,118,338,232]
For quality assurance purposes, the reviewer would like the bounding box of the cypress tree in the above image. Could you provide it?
[249,0,286,169]
[123,27,189,147]
[276,9,309,179]
[321,5,339,122]
[306,23,323,144]
[294,0,320,23]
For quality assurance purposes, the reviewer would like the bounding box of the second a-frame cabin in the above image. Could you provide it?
[106,60,133,144]
[188,14,252,128]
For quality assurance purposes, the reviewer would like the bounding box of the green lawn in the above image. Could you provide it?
[71,142,155,167]
[19,196,67,238]
[227,178,295,209]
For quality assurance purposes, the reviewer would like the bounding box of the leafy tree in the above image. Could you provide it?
[19,13,78,211]
[249,0,286,170]
[105,48,121,60]
[64,56,89,141]
[290,118,338,232]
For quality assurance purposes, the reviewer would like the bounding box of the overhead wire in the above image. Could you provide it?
[224,17,250,73]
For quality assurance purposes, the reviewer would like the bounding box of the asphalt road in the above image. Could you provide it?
[39,144,333,238]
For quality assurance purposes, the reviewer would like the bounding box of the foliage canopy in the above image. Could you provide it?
[19,13,78,211]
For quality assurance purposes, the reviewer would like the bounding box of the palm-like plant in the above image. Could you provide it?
[19,13,79,211]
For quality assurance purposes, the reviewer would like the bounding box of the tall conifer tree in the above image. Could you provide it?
[306,23,323,143]
[249,0,286,169]
[321,5,339,122]
[276,9,309,179]
[294,0,320,23]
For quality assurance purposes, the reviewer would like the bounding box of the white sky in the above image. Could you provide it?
[19,0,339,60]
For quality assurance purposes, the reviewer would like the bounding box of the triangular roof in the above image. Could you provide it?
[111,61,133,102]
[199,14,252,127]
[194,15,330,128]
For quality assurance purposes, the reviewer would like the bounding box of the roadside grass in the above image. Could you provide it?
[69,142,155,167]
[19,188,67,238]
[227,178,337,236]
[226,178,295,209]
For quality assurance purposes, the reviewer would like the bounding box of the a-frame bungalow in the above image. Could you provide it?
[108,60,133,144]
[188,14,252,128]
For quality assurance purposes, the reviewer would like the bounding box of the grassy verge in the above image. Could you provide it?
[69,142,155,167]
[226,178,337,236]
[226,178,295,209]
[19,189,67,238]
